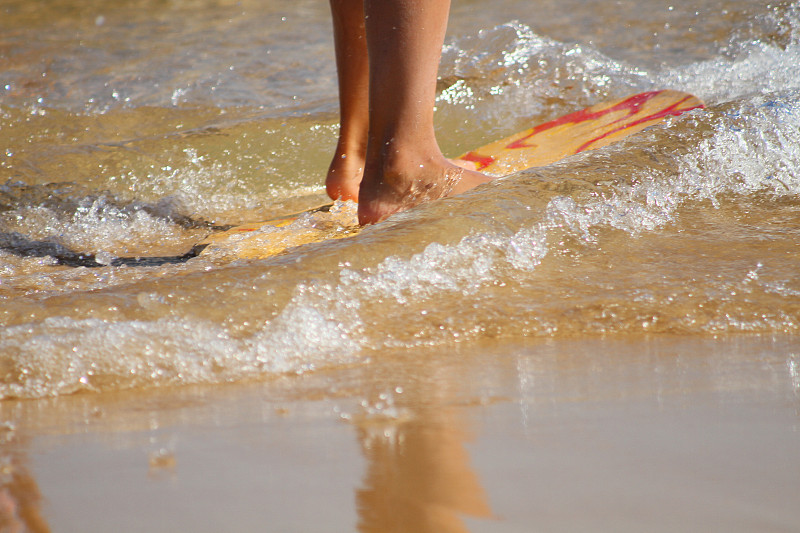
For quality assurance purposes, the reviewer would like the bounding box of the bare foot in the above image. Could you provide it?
[326,139,366,202]
[327,150,477,204]
[357,152,493,225]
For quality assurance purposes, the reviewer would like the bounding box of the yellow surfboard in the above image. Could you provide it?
[191,90,703,261]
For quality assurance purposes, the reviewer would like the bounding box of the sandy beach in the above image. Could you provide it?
[2,334,798,532]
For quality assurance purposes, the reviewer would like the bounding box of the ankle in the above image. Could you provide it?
[365,139,443,183]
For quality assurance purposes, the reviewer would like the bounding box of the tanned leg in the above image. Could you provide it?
[326,0,369,201]
[357,0,492,225]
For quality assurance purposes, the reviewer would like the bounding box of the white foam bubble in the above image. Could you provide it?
[655,4,800,103]
[0,311,365,399]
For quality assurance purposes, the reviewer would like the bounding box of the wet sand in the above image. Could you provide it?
[2,333,798,532]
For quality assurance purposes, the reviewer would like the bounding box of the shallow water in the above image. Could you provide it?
[1,0,800,399]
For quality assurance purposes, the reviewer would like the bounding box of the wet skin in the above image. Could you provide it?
[327,0,494,225]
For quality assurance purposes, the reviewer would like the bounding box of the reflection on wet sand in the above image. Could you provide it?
[352,379,492,532]
[355,410,491,532]
[0,440,50,533]
[0,354,495,533]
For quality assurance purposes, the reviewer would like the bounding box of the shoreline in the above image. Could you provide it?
[2,333,798,532]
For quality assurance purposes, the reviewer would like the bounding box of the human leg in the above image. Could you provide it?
[357,0,492,225]
[326,0,370,201]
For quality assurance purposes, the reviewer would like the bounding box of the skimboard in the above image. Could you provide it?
[456,89,703,174]
[192,89,702,261]
[67,90,703,266]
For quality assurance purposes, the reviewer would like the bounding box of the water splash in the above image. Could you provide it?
[656,4,800,103]
[438,21,650,124]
